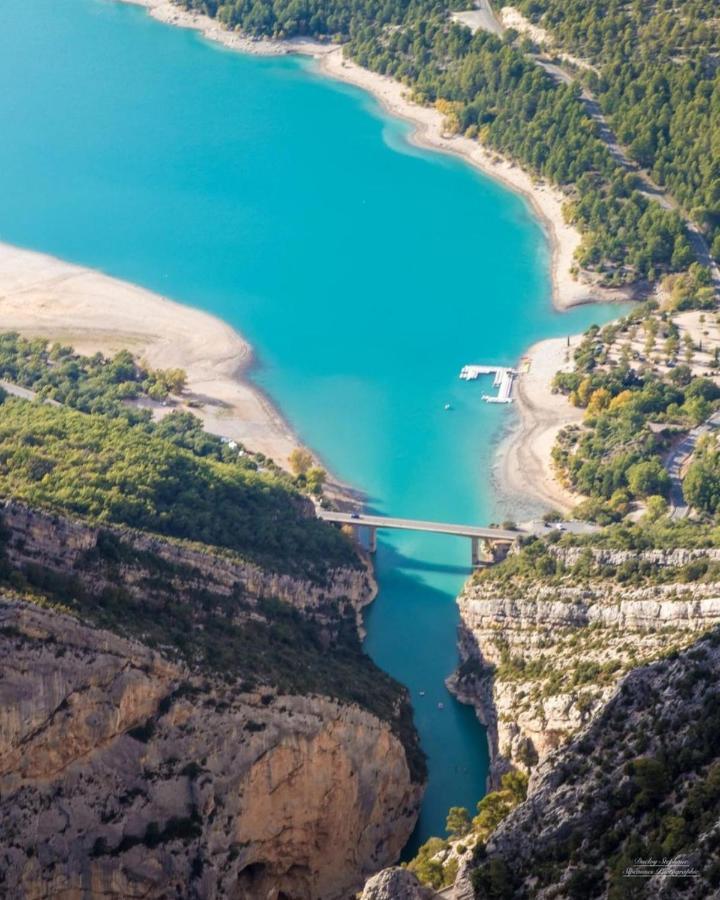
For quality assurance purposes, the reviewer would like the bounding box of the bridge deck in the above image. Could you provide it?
[317,510,520,541]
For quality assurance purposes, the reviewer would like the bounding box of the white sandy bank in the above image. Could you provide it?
[0,243,300,467]
[498,336,586,514]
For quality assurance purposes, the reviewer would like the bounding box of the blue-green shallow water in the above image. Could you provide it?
[1,0,618,853]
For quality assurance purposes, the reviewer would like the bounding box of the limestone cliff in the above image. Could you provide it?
[448,545,720,782]
[0,598,423,900]
[360,867,437,899]
[459,630,720,898]
[2,498,375,629]
[0,500,425,899]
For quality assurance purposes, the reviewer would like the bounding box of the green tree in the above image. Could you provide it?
[627,460,670,498]
[306,466,327,495]
[406,837,447,888]
[446,806,471,838]
[288,448,313,476]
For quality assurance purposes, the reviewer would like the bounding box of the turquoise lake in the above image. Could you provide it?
[1,0,615,852]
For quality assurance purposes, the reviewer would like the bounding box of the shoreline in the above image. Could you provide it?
[14,0,615,519]
[118,0,632,314]
[496,336,586,515]
[315,49,630,314]
[114,0,626,517]
[0,242,355,496]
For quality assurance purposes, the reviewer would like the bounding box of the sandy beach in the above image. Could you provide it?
[119,0,332,57]
[0,242,304,468]
[497,336,586,514]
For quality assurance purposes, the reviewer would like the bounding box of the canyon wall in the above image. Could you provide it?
[457,632,720,898]
[1,498,375,629]
[449,547,720,782]
[0,500,424,899]
[0,599,421,899]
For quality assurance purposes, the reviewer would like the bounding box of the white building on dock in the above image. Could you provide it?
[459,364,516,403]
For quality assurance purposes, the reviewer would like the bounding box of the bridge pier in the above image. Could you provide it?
[367,526,377,553]
[350,524,378,553]
[471,537,514,567]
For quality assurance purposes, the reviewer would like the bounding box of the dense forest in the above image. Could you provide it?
[178,0,714,287]
[0,398,354,577]
[0,333,267,468]
[515,0,720,259]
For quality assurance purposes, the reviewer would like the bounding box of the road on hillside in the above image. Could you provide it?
[665,410,720,519]
[450,0,504,37]
[0,380,64,407]
[454,3,719,295]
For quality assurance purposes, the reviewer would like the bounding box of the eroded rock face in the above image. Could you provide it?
[0,600,423,900]
[2,499,376,629]
[458,634,720,898]
[448,548,720,782]
[360,867,436,900]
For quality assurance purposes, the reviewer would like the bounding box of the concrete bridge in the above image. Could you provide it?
[317,510,522,566]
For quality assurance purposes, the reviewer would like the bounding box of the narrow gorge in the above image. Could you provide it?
[0,497,424,899]
[450,544,720,781]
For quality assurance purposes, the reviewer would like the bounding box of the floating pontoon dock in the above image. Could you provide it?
[459,364,516,403]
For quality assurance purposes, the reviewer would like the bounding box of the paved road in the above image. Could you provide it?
[451,0,504,37]
[0,380,38,402]
[665,410,720,518]
[317,510,521,541]
[0,380,61,406]
[521,518,600,537]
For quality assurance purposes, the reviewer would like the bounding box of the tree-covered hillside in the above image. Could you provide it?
[515,0,720,258]
[179,0,713,287]
[0,397,354,577]
[0,334,354,578]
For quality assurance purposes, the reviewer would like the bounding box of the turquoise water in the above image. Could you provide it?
[0,0,614,852]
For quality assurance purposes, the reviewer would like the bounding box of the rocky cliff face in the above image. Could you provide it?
[0,499,425,899]
[448,547,720,783]
[0,598,423,900]
[460,630,720,898]
[2,499,375,629]
[360,867,437,900]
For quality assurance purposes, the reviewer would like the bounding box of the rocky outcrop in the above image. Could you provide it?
[360,867,437,900]
[0,598,423,900]
[2,499,375,631]
[549,545,720,567]
[459,630,720,898]
[449,548,720,783]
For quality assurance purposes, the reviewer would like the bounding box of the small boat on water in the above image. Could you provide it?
[437,702,445,709]
[419,690,425,697]
[444,403,452,411]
